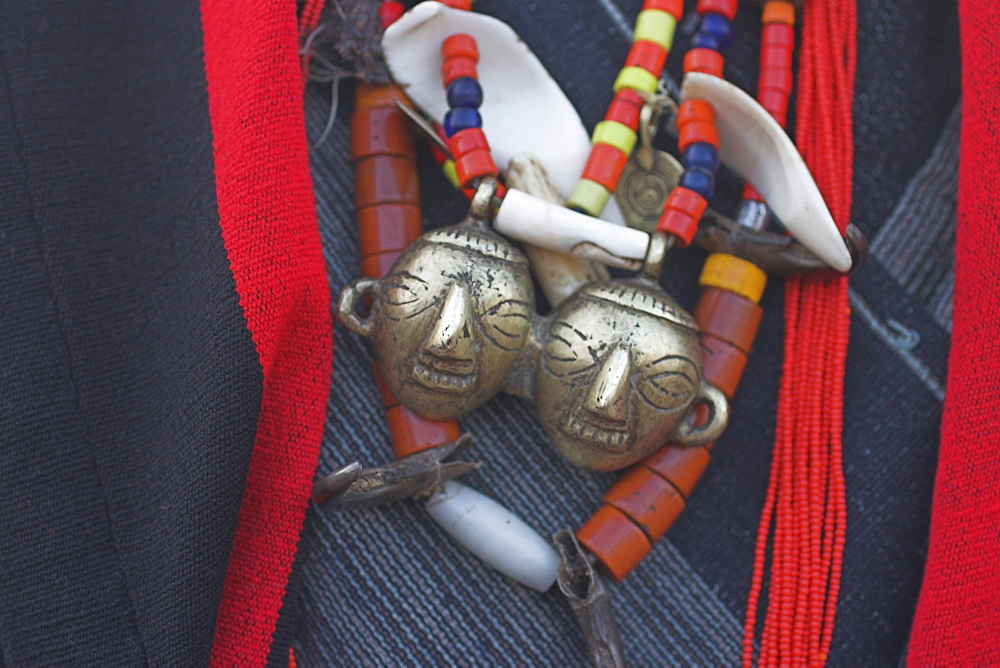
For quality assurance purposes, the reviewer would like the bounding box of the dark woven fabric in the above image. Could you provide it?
[0,0,960,665]
[295,0,959,665]
[0,2,261,664]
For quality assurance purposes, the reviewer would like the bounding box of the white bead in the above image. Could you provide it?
[681,72,853,272]
[506,153,609,308]
[494,188,649,271]
[425,481,559,592]
[383,3,626,225]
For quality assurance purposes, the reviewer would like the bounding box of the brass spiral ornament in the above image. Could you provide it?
[616,150,683,233]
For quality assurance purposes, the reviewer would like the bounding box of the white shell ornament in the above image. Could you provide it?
[681,72,853,272]
[425,481,560,592]
[383,2,626,225]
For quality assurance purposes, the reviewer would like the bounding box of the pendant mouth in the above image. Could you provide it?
[412,357,476,393]
[561,412,631,452]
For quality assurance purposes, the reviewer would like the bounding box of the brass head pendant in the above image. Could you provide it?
[339,182,535,420]
[524,233,728,471]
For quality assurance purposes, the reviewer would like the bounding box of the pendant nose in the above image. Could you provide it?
[425,282,475,360]
[583,346,631,422]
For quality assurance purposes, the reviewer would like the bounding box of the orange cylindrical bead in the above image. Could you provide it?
[454,150,498,186]
[603,466,686,541]
[694,287,764,353]
[438,0,473,9]
[683,47,725,77]
[604,89,645,128]
[353,155,421,210]
[385,404,463,458]
[582,142,630,191]
[677,98,716,126]
[356,203,423,259]
[577,505,652,582]
[763,2,796,27]
[350,105,416,161]
[696,0,738,21]
[642,445,712,498]
[678,120,720,151]
[360,250,404,279]
[699,333,749,399]
[625,39,668,75]
[644,0,684,18]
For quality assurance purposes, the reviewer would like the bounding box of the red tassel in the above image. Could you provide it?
[742,0,855,664]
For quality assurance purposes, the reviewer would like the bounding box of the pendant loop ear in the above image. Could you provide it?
[673,380,729,447]
[337,278,379,338]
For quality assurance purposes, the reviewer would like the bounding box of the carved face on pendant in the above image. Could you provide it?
[338,222,534,420]
[533,279,728,472]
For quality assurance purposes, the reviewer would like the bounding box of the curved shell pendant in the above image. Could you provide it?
[382,2,626,225]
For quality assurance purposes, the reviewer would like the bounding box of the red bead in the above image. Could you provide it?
[625,39,668,75]
[759,66,793,95]
[441,56,478,87]
[438,0,473,8]
[449,127,488,155]
[684,47,725,77]
[577,505,652,582]
[582,142,629,191]
[643,445,712,498]
[454,150,498,186]
[762,22,795,50]
[758,90,789,122]
[677,99,716,127]
[603,466,686,541]
[442,34,479,62]
[378,1,405,28]
[761,42,793,71]
[678,120,719,151]
[604,89,644,128]
[657,186,707,245]
[696,0,738,21]
[643,0,684,19]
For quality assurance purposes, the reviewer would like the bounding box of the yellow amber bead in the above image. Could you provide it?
[699,253,768,303]
[613,66,658,95]
[633,9,677,50]
[567,178,611,217]
[592,120,638,156]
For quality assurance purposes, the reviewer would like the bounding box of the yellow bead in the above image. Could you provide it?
[613,66,658,95]
[442,160,460,189]
[567,179,611,217]
[633,9,678,50]
[592,121,638,156]
[699,253,768,303]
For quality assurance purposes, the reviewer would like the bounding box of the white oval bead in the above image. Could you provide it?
[425,481,559,592]
[494,189,648,271]
[681,72,853,272]
[383,2,626,225]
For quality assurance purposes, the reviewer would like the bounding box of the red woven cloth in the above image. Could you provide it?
[199,0,334,663]
[907,1,1000,663]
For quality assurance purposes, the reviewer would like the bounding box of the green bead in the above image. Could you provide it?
[613,66,658,95]
[592,121,638,156]
[634,10,677,50]
[567,179,611,217]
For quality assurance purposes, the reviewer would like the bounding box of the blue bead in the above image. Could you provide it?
[443,107,482,137]
[447,77,483,109]
[679,167,716,200]
[682,142,720,172]
[700,12,732,48]
[692,31,720,51]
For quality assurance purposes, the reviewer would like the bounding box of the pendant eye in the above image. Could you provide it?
[479,299,532,351]
[636,355,698,411]
[543,322,594,377]
[381,272,433,320]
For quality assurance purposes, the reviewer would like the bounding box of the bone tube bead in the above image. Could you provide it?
[426,481,560,592]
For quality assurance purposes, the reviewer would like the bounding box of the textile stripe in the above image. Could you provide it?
[199,0,334,663]
[907,2,1000,664]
